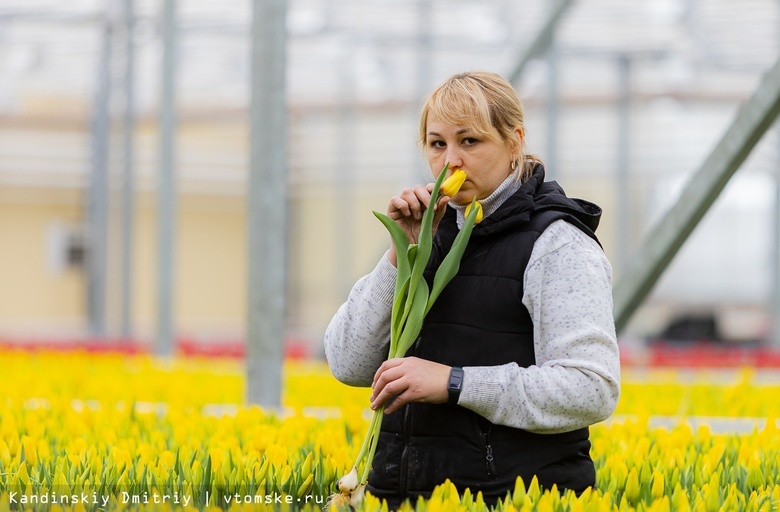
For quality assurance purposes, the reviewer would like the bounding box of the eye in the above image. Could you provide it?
[462,137,478,146]
[430,140,446,149]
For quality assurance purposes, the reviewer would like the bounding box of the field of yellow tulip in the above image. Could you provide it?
[0,348,779,511]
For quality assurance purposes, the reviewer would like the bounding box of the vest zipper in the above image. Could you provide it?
[482,427,497,479]
[399,403,411,499]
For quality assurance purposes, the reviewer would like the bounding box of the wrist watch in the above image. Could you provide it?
[447,366,464,406]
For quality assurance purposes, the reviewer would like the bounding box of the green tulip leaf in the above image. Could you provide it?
[373,211,412,298]
[426,196,479,315]
[393,276,430,358]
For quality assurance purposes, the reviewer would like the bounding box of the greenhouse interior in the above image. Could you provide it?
[1,0,780,510]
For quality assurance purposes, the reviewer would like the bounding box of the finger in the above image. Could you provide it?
[388,194,412,219]
[432,195,450,228]
[411,184,433,211]
[401,187,427,220]
[372,358,404,389]
[371,365,404,402]
[425,183,448,211]
[383,389,413,414]
[387,188,423,221]
[371,373,408,410]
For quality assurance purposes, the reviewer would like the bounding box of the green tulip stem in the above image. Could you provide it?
[355,163,476,498]
[359,408,385,484]
[352,407,380,472]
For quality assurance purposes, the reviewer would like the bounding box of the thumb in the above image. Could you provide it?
[431,195,450,231]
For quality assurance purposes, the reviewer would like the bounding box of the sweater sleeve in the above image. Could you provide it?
[324,254,397,387]
[457,220,621,434]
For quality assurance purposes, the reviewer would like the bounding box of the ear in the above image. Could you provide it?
[509,127,524,158]
[514,127,525,150]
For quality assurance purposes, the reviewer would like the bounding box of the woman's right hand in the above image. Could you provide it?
[385,183,450,267]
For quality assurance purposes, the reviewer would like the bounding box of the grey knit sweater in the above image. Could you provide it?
[324,174,621,434]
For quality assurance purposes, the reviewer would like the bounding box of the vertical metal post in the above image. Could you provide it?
[416,0,432,101]
[413,0,432,183]
[247,0,288,406]
[771,1,780,347]
[336,42,355,298]
[545,38,560,180]
[616,54,632,273]
[772,124,780,346]
[120,0,135,340]
[156,0,177,356]
[87,11,112,339]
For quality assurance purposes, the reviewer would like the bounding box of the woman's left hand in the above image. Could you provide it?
[370,357,451,414]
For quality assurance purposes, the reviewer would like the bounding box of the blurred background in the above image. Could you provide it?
[1,0,779,362]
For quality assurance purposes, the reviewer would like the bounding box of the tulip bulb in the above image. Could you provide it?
[466,200,483,224]
[439,170,467,197]
[337,466,360,494]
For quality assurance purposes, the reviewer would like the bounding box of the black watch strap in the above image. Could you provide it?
[447,366,464,406]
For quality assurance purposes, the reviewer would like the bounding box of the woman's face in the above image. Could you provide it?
[426,117,520,206]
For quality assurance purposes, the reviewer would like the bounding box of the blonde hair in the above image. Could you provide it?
[418,71,543,182]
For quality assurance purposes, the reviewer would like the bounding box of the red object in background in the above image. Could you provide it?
[2,337,779,367]
[618,340,780,368]
[0,337,311,360]
[0,338,144,355]
[176,337,311,359]
[647,341,780,368]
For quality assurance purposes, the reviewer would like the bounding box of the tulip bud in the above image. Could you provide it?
[465,200,483,224]
[624,468,640,504]
[439,170,467,197]
[337,466,359,494]
[651,470,664,499]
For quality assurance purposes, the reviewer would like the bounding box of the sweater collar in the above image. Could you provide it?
[445,163,546,232]
[448,169,524,230]
[434,163,603,255]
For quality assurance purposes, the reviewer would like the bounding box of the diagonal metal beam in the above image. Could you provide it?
[507,0,574,85]
[614,58,780,333]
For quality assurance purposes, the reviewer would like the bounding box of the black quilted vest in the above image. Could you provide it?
[367,165,603,508]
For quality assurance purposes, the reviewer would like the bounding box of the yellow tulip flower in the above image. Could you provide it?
[439,169,467,197]
[466,200,484,224]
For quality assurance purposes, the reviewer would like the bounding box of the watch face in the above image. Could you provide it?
[449,367,464,390]
[448,367,464,406]
[450,373,463,389]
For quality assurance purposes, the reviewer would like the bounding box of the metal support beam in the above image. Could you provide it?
[545,38,560,180]
[120,0,135,340]
[508,0,574,86]
[416,0,432,96]
[771,9,780,347]
[772,124,780,346]
[616,55,631,273]
[412,0,433,181]
[336,43,356,300]
[87,13,112,338]
[613,58,780,333]
[156,0,177,356]
[247,0,288,406]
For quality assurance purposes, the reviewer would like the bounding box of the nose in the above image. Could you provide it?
[445,146,464,170]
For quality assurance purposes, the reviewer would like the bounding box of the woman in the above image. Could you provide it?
[324,71,620,508]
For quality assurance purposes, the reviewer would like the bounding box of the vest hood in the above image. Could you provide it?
[463,163,602,240]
